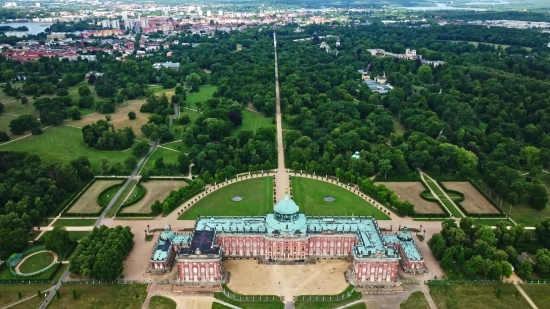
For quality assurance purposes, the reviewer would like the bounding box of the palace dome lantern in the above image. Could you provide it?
[273,188,300,222]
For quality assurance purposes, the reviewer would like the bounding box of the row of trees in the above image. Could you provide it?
[69,225,134,281]
[81,119,136,151]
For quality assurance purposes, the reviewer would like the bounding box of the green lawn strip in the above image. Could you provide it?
[179,177,273,219]
[9,293,48,309]
[47,284,148,309]
[0,284,53,307]
[67,231,91,241]
[0,262,59,280]
[291,177,390,219]
[472,219,512,226]
[148,296,176,309]
[400,291,430,309]
[423,179,463,218]
[232,109,275,136]
[429,284,530,309]
[142,147,180,171]
[294,291,364,309]
[105,180,138,218]
[184,85,217,109]
[52,219,97,227]
[18,252,55,274]
[97,184,124,207]
[213,292,284,309]
[519,284,550,308]
[0,125,131,172]
[52,264,69,279]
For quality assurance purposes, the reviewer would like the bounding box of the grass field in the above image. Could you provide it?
[213,293,284,309]
[185,85,218,109]
[294,288,364,309]
[429,284,529,309]
[105,180,137,217]
[18,251,55,274]
[179,177,273,219]
[393,119,406,134]
[148,296,176,309]
[519,284,550,308]
[400,291,430,309]
[442,182,500,214]
[67,180,122,214]
[97,183,123,206]
[52,219,97,227]
[378,182,444,214]
[121,180,187,214]
[422,178,463,218]
[46,284,148,309]
[142,147,180,171]
[0,125,132,172]
[0,284,52,307]
[232,109,275,136]
[291,177,390,219]
[67,231,91,241]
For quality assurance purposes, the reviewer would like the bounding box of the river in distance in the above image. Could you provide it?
[0,22,52,35]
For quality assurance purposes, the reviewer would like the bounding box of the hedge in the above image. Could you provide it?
[97,183,124,207]
[51,180,93,216]
[120,183,146,207]
[438,180,505,218]
[373,172,421,182]
[417,178,452,218]
[55,178,96,216]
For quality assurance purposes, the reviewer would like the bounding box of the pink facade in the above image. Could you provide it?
[353,260,399,283]
[178,259,222,283]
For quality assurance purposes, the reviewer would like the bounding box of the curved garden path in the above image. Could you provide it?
[14,250,58,275]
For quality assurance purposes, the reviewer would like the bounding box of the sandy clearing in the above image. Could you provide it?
[224,259,350,301]
[121,181,188,214]
[377,182,444,214]
[67,180,122,213]
[442,182,501,214]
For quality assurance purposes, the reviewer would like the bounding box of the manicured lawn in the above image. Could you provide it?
[148,296,176,309]
[400,291,430,309]
[142,147,180,171]
[179,177,273,219]
[0,125,131,172]
[423,179,463,218]
[213,293,284,309]
[52,219,97,227]
[0,262,60,280]
[97,184,123,206]
[47,284,148,309]
[18,251,55,274]
[0,284,52,307]
[67,231,91,241]
[185,85,217,109]
[105,180,137,218]
[8,294,46,309]
[294,289,364,309]
[232,109,275,136]
[472,219,511,226]
[520,284,550,309]
[291,177,390,220]
[429,284,530,309]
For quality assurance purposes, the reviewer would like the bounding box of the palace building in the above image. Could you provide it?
[148,190,427,287]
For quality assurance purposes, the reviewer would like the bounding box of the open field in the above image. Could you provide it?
[422,178,463,218]
[378,182,443,214]
[232,109,275,136]
[294,299,365,309]
[179,177,273,219]
[400,291,430,309]
[519,284,550,309]
[429,284,529,309]
[225,260,350,300]
[447,40,533,51]
[52,219,97,227]
[148,296,176,309]
[122,180,188,213]
[46,284,148,309]
[393,119,406,134]
[67,180,122,214]
[142,147,180,171]
[97,183,123,206]
[442,182,501,214]
[0,125,132,172]
[185,85,218,109]
[0,284,52,307]
[18,251,55,273]
[292,177,390,219]
[66,99,150,139]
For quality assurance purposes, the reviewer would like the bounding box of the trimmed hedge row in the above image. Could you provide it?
[417,178,452,218]
[58,178,97,216]
[120,183,146,207]
[51,180,92,216]
[438,180,505,218]
[96,183,124,207]
[374,172,421,182]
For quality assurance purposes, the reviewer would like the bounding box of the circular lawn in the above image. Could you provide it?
[18,251,55,274]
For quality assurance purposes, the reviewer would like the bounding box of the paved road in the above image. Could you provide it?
[37,142,158,309]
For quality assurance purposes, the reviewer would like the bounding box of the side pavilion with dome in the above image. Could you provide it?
[148,190,427,287]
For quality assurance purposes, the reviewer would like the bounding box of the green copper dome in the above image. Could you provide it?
[274,192,300,215]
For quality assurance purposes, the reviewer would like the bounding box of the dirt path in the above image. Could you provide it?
[14,250,59,275]
[513,283,538,309]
